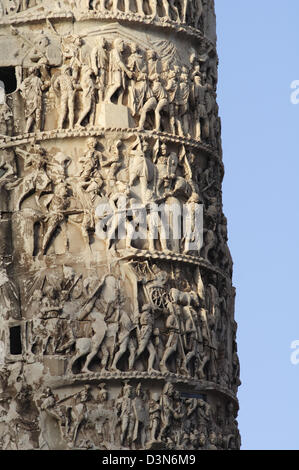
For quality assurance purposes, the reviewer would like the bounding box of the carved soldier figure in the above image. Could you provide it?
[159,383,183,441]
[183,192,202,254]
[91,37,109,102]
[76,66,97,127]
[27,35,52,84]
[137,50,160,130]
[154,142,178,197]
[150,73,169,131]
[42,182,70,254]
[191,66,208,140]
[174,69,190,137]
[0,100,12,137]
[10,145,49,210]
[106,183,138,251]
[20,67,49,133]
[62,35,83,84]
[134,304,157,372]
[106,39,132,104]
[127,42,147,117]
[78,138,102,186]
[68,386,91,447]
[182,305,202,375]
[160,302,183,374]
[116,384,136,447]
[129,138,155,202]
[133,383,148,446]
[53,66,76,129]
[101,139,122,185]
[148,397,161,443]
[111,306,136,371]
[164,69,179,134]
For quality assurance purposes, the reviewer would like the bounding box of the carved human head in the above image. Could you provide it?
[147,50,156,60]
[62,65,72,75]
[164,383,175,397]
[98,37,107,49]
[160,142,167,156]
[37,35,50,49]
[74,36,83,48]
[28,67,38,76]
[141,139,148,152]
[80,385,90,402]
[130,42,138,53]
[123,383,134,398]
[114,38,124,52]
[199,432,206,446]
[209,431,217,445]
[98,383,108,402]
[87,137,97,150]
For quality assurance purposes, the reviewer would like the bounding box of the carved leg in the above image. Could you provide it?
[124,0,130,13]
[111,342,127,370]
[67,350,87,374]
[147,343,157,372]
[100,346,109,370]
[112,0,119,12]
[25,116,34,134]
[169,1,179,21]
[136,0,144,15]
[195,117,201,140]
[117,89,124,105]
[42,217,61,254]
[128,339,136,369]
[150,0,157,16]
[105,84,119,103]
[184,350,196,373]
[197,353,209,379]
[121,416,129,445]
[155,98,168,131]
[181,0,187,23]
[176,116,184,136]
[159,417,170,440]
[58,98,68,129]
[162,0,169,17]
[138,97,157,130]
[36,107,42,131]
[68,96,75,128]
[82,345,100,372]
[77,98,92,127]
[183,113,190,137]
[160,337,176,372]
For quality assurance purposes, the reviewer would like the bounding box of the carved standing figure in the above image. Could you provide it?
[20,67,48,133]
[106,39,132,104]
[53,66,76,129]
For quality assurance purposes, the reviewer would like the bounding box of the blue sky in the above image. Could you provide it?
[215,0,299,450]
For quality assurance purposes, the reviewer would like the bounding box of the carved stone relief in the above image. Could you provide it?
[0,0,240,450]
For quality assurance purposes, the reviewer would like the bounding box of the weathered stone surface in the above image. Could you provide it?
[0,0,240,450]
